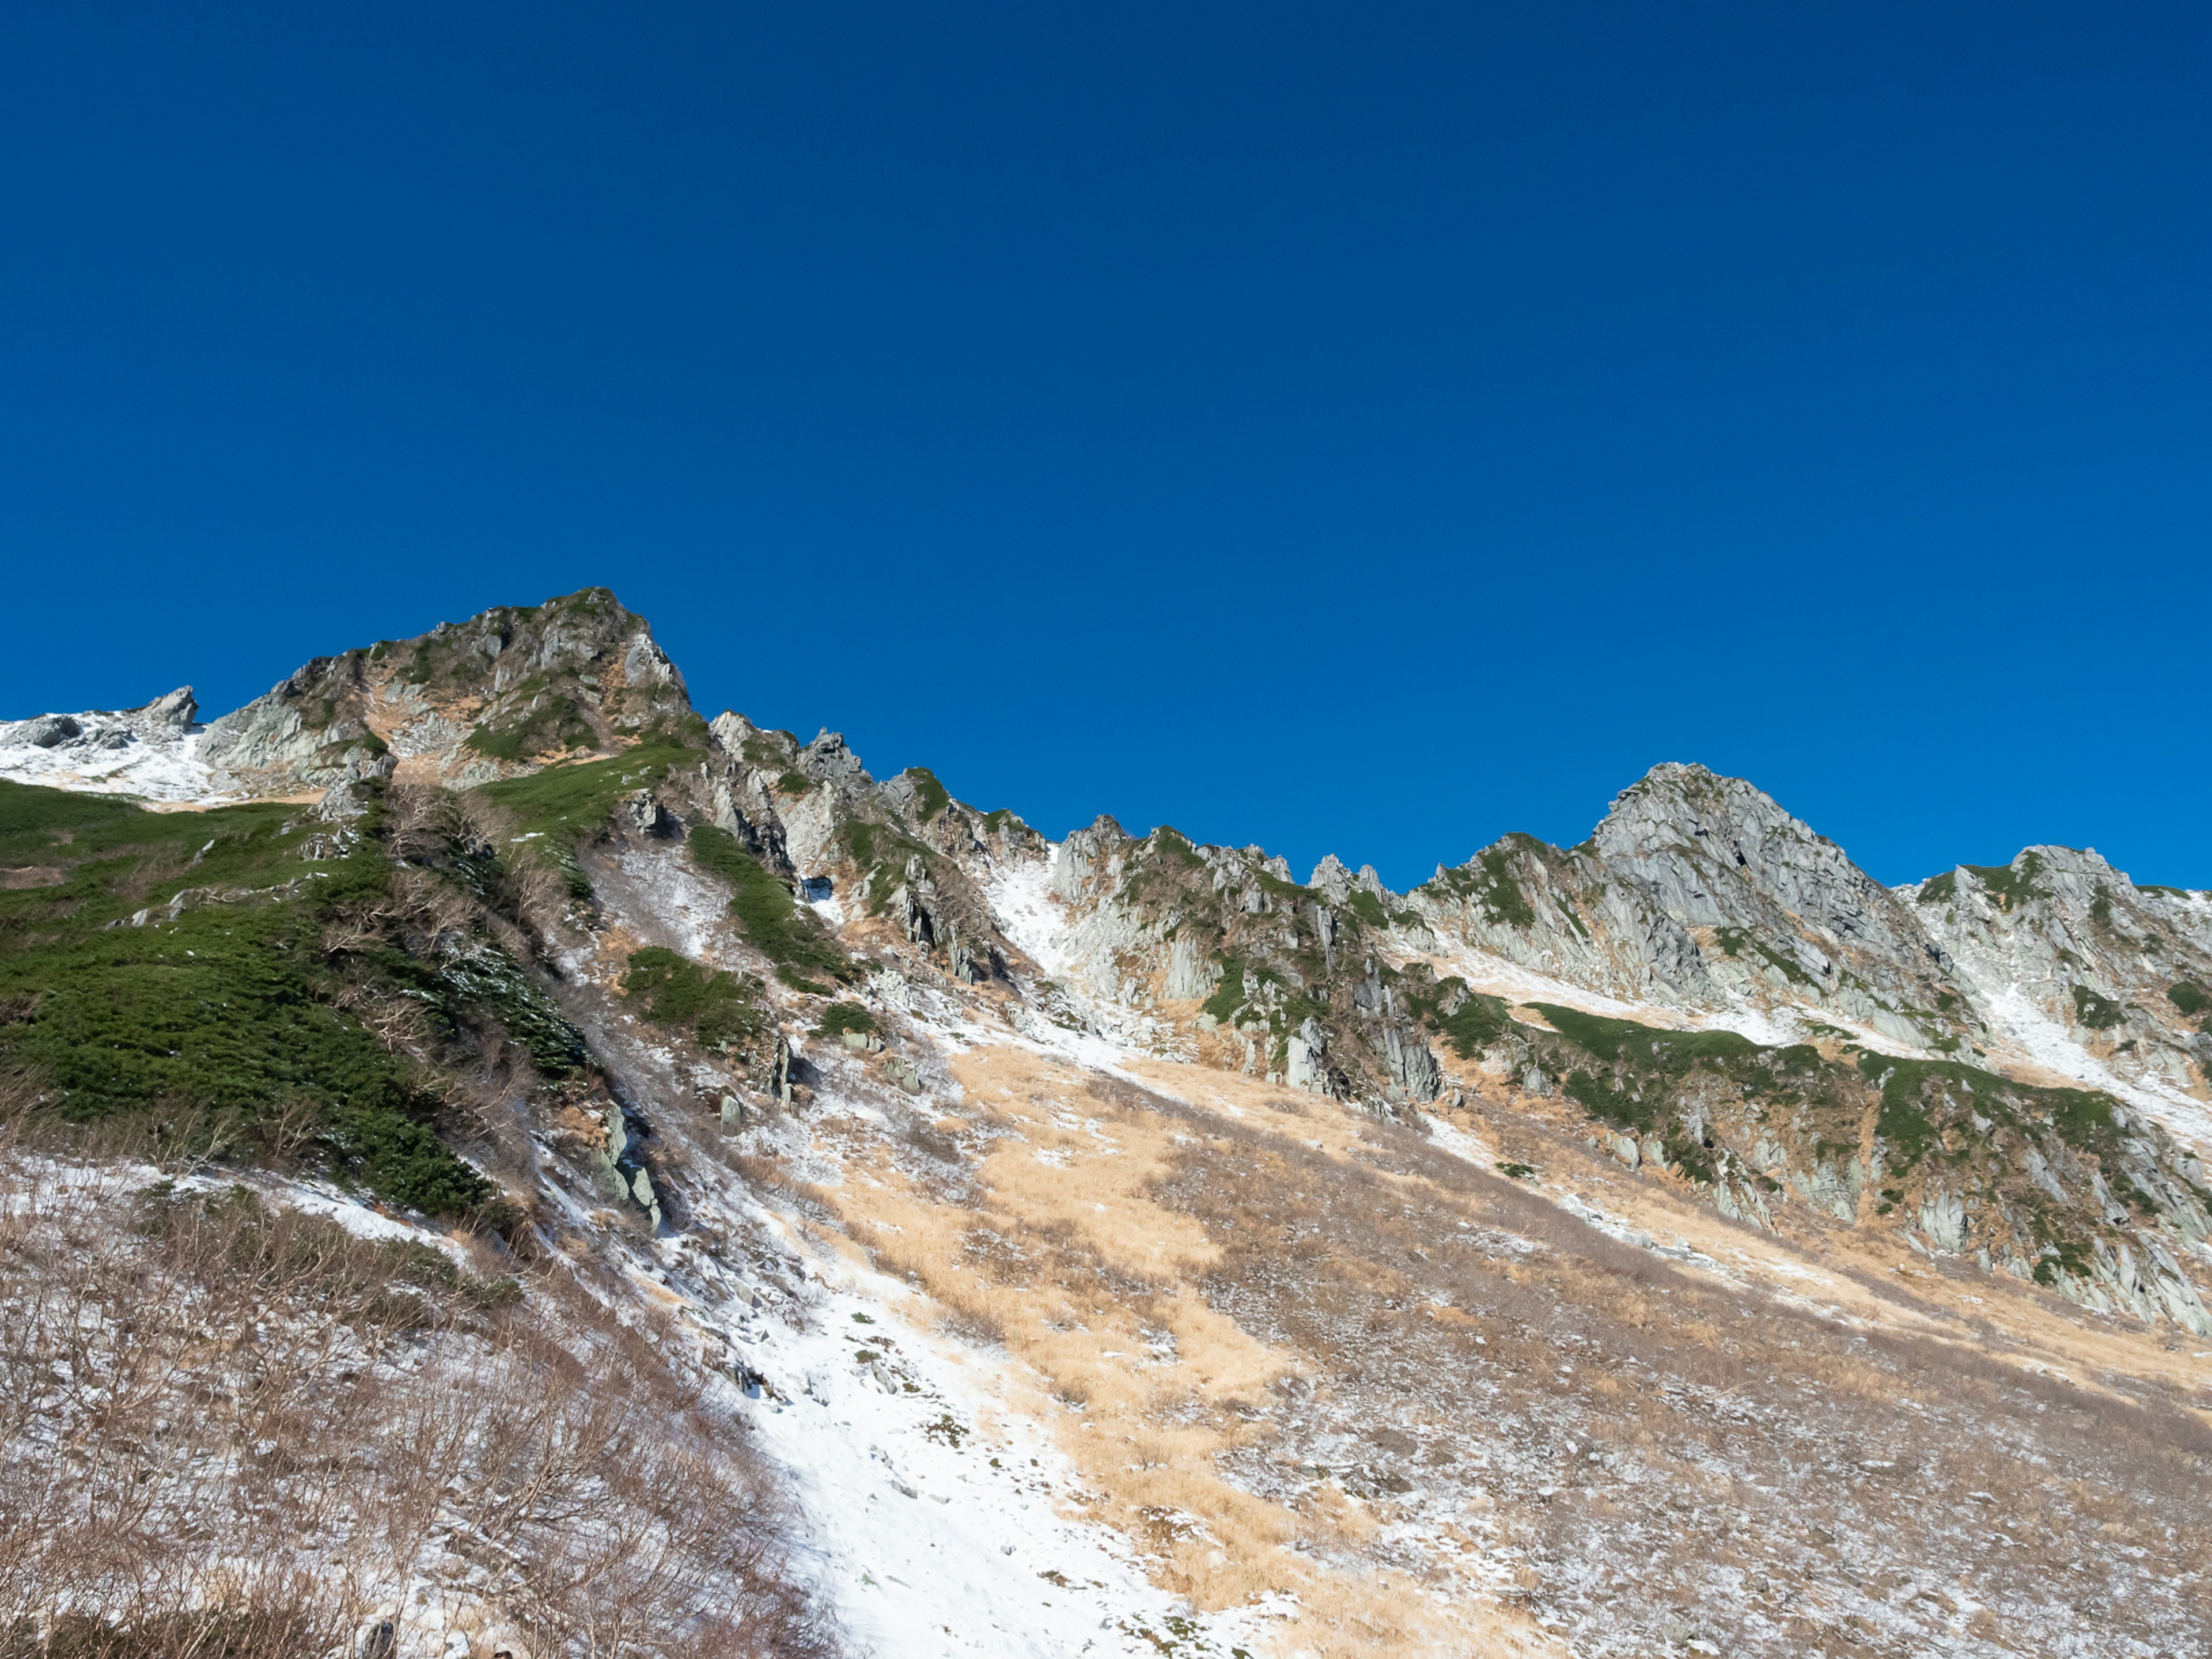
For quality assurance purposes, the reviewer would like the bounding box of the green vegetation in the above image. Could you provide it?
[1916,870,1957,906]
[0,780,495,1216]
[1149,827,1207,870]
[1852,1051,2119,1173]
[774,770,813,797]
[1472,846,1536,927]
[1524,1004,1823,1183]
[1200,957,1247,1024]
[2169,982,2210,1018]
[836,816,933,916]
[1532,1004,1763,1068]
[1966,851,2044,912]
[2071,985,2124,1031]
[904,767,952,823]
[1425,842,1537,928]
[2089,884,2114,928]
[1347,890,1388,929]
[1252,868,1315,903]
[460,685,598,763]
[472,738,703,896]
[1437,993,1511,1057]
[685,823,852,986]
[432,944,590,1076]
[620,946,765,1049]
[2133,882,2192,899]
[1397,978,1514,1059]
[817,1001,879,1039]
[1494,1161,1536,1180]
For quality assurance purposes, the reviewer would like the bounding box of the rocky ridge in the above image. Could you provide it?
[7,586,2212,1658]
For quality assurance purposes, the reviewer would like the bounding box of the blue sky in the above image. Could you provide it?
[3,5,2207,890]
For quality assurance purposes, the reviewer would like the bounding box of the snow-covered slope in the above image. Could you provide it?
[0,687,221,802]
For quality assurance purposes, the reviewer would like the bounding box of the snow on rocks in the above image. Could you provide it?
[0,688,228,804]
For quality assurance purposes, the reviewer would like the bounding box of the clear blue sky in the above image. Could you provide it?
[3,5,2207,890]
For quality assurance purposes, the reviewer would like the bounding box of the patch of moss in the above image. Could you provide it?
[2169,982,2209,1018]
[621,946,765,1049]
[1200,957,1247,1023]
[1967,852,2044,912]
[687,823,853,983]
[775,771,813,797]
[817,1001,878,1038]
[2071,985,2124,1031]
[904,768,952,823]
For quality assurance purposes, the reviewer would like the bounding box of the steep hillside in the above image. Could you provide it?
[3,587,2209,1659]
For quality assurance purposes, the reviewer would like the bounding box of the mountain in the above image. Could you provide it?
[3,588,2209,1659]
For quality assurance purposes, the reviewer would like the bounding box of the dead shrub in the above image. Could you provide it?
[0,1152,838,1659]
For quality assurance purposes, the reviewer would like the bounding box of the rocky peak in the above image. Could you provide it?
[1306,853,1355,904]
[195,587,695,797]
[1592,761,1956,1018]
[797,729,874,797]
[142,686,198,728]
[1912,846,2212,1097]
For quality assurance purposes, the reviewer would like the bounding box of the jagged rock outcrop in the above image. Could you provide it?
[198,587,694,797]
[1407,767,1973,1048]
[687,712,1029,988]
[0,686,210,800]
[1908,847,2212,1103]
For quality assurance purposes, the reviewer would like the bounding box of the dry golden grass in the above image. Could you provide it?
[788,1043,1565,1658]
[777,1039,2212,1657]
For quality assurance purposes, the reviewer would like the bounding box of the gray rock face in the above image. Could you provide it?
[618,788,677,839]
[1910,846,2212,1106]
[1919,1191,1968,1253]
[1165,937,1221,1001]
[196,589,692,798]
[692,710,1021,989]
[1285,1017,1331,1095]
[1408,766,1968,1041]
[1381,1021,1441,1102]
[142,686,198,728]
